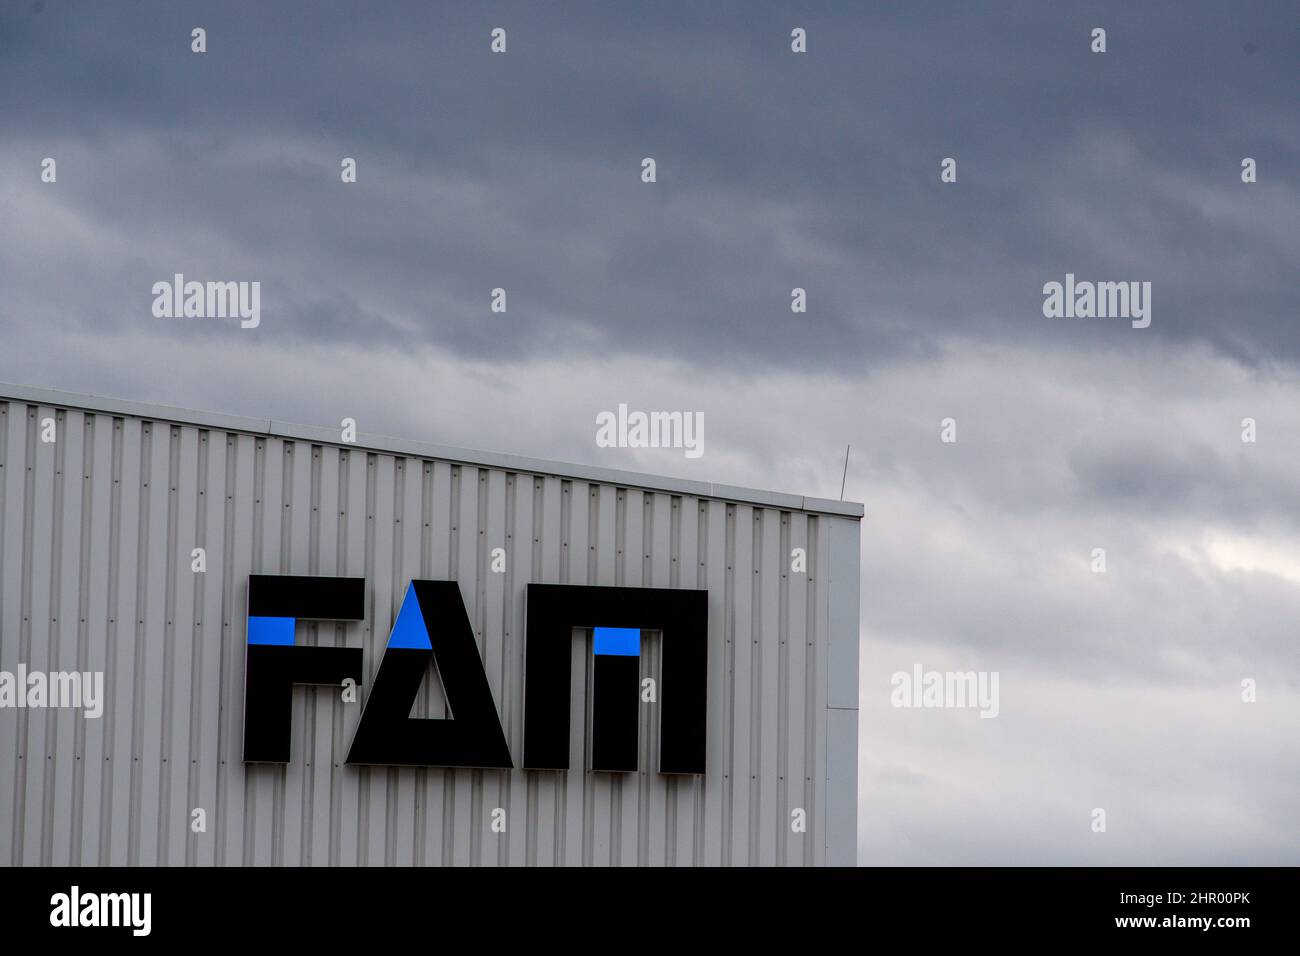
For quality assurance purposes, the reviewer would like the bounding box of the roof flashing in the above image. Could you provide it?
[0,381,865,519]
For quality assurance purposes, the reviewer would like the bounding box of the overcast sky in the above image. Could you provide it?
[2,1,1297,864]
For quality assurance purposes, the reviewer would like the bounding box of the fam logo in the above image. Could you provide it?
[242,576,707,774]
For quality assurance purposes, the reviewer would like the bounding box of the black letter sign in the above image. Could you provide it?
[346,581,512,768]
[522,584,707,774]
[244,576,707,774]
[243,575,366,763]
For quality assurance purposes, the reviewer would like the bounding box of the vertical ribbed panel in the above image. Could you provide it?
[0,399,855,866]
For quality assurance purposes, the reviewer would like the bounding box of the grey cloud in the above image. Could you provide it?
[2,2,1296,371]
[1,1,1297,865]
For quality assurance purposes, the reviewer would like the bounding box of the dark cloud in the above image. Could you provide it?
[1,1,1295,371]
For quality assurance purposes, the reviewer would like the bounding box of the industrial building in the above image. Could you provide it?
[0,383,860,866]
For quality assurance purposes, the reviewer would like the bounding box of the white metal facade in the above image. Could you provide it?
[0,384,860,866]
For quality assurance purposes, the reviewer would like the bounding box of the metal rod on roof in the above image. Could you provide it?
[839,444,850,501]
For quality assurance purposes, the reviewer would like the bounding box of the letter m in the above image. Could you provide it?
[522,584,707,774]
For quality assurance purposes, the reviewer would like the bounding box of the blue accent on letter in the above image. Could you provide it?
[387,584,433,650]
[248,616,296,646]
[593,627,640,656]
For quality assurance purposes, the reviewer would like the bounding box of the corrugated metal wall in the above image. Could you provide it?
[0,395,858,866]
